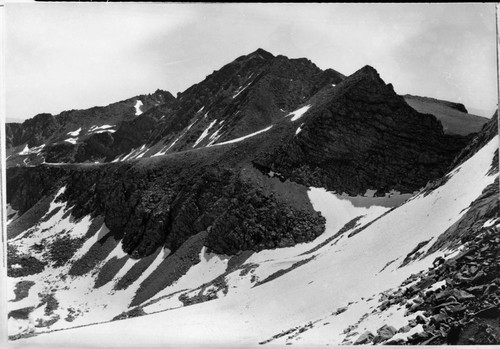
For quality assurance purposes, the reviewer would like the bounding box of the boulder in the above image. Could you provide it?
[353,331,375,345]
[372,324,397,343]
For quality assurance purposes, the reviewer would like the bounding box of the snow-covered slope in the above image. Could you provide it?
[10,130,498,347]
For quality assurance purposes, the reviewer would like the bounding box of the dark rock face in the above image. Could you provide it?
[147,48,345,153]
[7,149,324,258]
[205,180,325,254]
[255,66,469,195]
[6,165,70,214]
[6,113,59,148]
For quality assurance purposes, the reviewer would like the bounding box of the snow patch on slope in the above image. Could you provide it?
[287,104,311,121]
[134,100,143,115]
[193,120,217,148]
[210,125,273,147]
[88,125,116,134]
[18,145,30,155]
[67,128,82,137]
[17,144,46,156]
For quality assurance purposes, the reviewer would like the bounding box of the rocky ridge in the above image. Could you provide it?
[253,65,470,195]
[6,59,472,259]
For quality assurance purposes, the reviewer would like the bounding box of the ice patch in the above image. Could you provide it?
[206,123,225,146]
[64,138,78,145]
[165,137,181,152]
[287,105,311,122]
[209,125,273,147]
[18,144,30,155]
[67,128,82,137]
[16,143,46,156]
[89,125,114,132]
[93,129,116,134]
[121,145,147,161]
[483,218,498,228]
[193,120,217,148]
[88,125,116,134]
[152,145,169,157]
[135,100,143,115]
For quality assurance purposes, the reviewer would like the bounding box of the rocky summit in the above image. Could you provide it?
[5,49,499,346]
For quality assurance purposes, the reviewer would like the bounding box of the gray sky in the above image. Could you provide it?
[5,3,498,121]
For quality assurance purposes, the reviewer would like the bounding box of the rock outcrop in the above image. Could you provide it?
[7,152,324,258]
[255,66,470,195]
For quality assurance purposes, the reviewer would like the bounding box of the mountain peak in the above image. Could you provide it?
[249,48,274,60]
[354,65,381,80]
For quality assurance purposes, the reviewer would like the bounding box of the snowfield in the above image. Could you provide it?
[8,136,498,347]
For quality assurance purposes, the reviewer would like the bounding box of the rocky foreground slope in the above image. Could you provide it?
[5,49,498,345]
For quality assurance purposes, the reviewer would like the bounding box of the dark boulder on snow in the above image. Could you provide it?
[372,324,397,343]
[353,330,375,345]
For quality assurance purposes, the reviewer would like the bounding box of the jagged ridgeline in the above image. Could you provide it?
[7,50,472,258]
[5,49,498,344]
